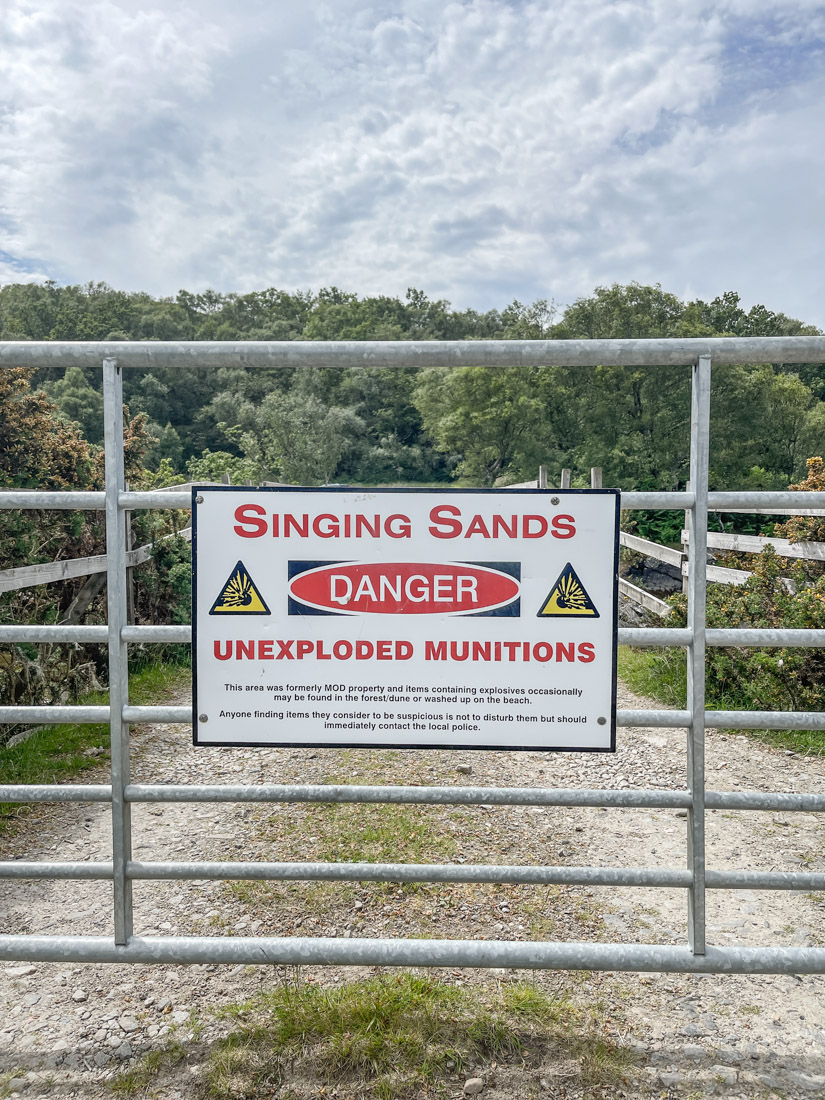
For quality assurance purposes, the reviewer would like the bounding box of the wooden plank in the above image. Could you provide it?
[683,529,825,562]
[0,554,107,592]
[681,561,752,586]
[618,578,671,617]
[619,531,683,567]
[0,528,191,594]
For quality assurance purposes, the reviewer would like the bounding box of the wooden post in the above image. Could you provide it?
[538,465,547,490]
[221,472,230,485]
[560,468,571,489]
[590,467,603,489]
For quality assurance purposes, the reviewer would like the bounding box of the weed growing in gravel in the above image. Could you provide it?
[109,1041,187,1095]
[225,792,459,924]
[202,972,634,1099]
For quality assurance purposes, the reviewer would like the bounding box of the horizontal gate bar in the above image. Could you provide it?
[0,862,113,879]
[0,705,695,726]
[0,706,109,723]
[1,784,820,813]
[0,785,112,802]
[708,491,825,512]
[1,933,824,973]
[4,488,822,514]
[4,858,822,892]
[125,782,692,808]
[0,623,819,651]
[3,624,821,648]
[706,870,825,890]
[0,491,105,510]
[705,709,825,730]
[706,628,825,647]
[0,625,110,643]
[705,791,825,812]
[6,706,822,729]
[126,860,693,888]
[3,335,824,369]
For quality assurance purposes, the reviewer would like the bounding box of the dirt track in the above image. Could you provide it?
[1,678,824,1098]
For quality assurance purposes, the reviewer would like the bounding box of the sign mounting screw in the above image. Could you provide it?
[551,496,559,505]
[198,713,208,723]
[196,495,204,504]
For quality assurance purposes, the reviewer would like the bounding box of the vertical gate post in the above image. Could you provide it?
[686,355,711,954]
[103,357,133,944]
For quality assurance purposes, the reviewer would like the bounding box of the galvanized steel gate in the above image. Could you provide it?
[1,338,824,974]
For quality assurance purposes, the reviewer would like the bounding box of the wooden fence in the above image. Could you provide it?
[2,474,823,622]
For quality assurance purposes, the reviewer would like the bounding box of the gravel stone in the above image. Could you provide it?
[463,1079,484,1095]
[2,679,825,1098]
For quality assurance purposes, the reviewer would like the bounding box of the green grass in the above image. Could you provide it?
[110,1043,187,1096]
[227,796,459,918]
[0,658,191,834]
[201,972,633,1099]
[617,646,825,755]
[617,646,686,709]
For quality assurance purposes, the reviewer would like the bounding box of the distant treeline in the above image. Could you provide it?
[1,279,822,493]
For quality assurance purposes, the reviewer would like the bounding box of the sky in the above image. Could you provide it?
[0,0,824,325]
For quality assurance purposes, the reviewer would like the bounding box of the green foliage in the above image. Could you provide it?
[4,278,821,493]
[0,661,190,834]
[624,545,825,753]
[186,450,260,485]
[687,548,824,720]
[776,457,825,547]
[43,367,104,443]
[413,366,546,485]
[201,973,631,1099]
[233,389,365,485]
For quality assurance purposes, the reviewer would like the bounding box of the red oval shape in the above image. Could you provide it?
[289,562,520,615]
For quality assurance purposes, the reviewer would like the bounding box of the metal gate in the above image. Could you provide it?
[1,337,824,973]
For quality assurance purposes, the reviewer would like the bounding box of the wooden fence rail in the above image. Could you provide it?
[0,529,192,594]
[683,530,825,562]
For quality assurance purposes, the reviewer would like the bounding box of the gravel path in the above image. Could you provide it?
[1,679,824,1098]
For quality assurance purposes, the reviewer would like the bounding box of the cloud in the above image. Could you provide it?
[0,0,822,326]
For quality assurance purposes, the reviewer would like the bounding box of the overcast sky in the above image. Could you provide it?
[1,0,823,324]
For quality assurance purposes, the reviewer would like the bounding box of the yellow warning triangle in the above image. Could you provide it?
[209,561,270,614]
[537,563,599,618]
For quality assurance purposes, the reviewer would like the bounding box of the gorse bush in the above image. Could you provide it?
[669,545,825,718]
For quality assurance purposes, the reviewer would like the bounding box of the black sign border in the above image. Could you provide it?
[191,486,620,753]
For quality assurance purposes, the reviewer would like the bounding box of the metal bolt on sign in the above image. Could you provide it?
[0,337,824,973]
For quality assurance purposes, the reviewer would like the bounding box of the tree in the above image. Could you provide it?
[236,392,364,485]
[413,366,546,486]
[45,367,104,443]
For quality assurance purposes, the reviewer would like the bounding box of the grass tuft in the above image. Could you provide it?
[201,972,633,1099]
[109,1043,187,1096]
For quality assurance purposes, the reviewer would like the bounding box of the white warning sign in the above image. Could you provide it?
[192,487,619,751]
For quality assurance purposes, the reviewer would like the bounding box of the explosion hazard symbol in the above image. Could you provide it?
[209,561,270,615]
[537,563,599,618]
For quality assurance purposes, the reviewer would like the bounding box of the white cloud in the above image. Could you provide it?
[0,0,823,325]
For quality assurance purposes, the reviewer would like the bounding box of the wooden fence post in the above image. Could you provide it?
[590,467,603,489]
[560,468,571,489]
[538,465,547,489]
